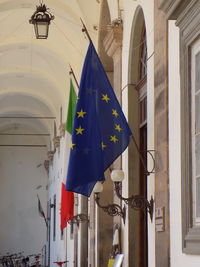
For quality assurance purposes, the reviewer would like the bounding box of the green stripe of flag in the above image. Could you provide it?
[66,79,77,134]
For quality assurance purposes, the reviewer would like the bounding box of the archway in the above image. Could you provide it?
[128,6,148,267]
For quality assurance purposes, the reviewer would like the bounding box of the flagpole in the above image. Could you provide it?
[69,64,80,89]
[80,18,92,42]
[131,135,150,176]
[37,194,48,227]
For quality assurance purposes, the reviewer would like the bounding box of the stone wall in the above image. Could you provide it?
[154,1,170,266]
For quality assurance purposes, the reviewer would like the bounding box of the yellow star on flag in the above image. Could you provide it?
[115,124,122,132]
[102,94,110,103]
[101,142,106,150]
[112,109,119,117]
[75,126,85,135]
[70,143,76,149]
[110,135,118,143]
[77,109,86,118]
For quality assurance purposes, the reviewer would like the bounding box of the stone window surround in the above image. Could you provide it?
[176,0,200,255]
[158,0,191,19]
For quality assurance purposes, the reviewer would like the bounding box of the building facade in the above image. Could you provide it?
[1,0,200,267]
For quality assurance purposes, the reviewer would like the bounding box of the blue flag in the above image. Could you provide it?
[66,41,132,197]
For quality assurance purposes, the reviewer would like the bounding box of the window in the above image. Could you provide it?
[181,40,200,254]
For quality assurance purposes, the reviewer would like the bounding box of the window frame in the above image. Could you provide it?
[191,43,200,227]
[177,0,200,253]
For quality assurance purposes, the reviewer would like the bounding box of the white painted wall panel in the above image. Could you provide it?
[0,141,47,256]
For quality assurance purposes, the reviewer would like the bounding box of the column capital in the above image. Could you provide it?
[59,123,66,138]
[103,19,123,58]
[44,160,50,174]
[47,151,55,164]
[53,136,61,152]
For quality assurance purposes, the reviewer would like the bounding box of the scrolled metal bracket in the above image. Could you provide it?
[94,193,126,224]
[114,182,154,222]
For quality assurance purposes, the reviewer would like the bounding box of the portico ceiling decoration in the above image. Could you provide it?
[0,0,100,142]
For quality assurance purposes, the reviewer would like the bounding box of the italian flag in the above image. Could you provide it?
[60,79,77,230]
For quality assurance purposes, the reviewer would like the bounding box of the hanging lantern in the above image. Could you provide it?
[29,4,54,39]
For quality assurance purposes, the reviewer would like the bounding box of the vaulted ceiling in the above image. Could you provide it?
[0,0,100,143]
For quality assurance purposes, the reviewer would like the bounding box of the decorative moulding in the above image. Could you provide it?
[44,160,49,174]
[47,151,54,164]
[59,123,66,138]
[53,136,61,151]
[158,0,191,19]
[103,19,123,58]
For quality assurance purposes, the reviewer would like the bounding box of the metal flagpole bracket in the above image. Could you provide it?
[131,135,155,176]
[145,149,155,174]
[69,64,80,89]
[80,18,92,42]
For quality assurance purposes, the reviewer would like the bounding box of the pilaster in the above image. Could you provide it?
[59,123,66,138]
[103,19,123,104]
[154,1,170,266]
[53,136,61,152]
[103,19,123,171]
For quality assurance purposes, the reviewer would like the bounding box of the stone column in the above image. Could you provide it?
[103,19,123,105]
[103,18,123,171]
[154,1,170,267]
[93,19,124,266]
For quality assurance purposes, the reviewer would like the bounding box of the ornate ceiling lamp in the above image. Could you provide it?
[29,3,54,39]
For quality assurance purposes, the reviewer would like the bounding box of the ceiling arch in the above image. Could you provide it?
[0,92,55,135]
[0,70,64,110]
[0,0,101,136]
[0,89,56,116]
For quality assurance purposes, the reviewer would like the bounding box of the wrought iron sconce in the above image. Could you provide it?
[68,214,89,225]
[93,182,126,224]
[111,170,154,222]
[29,3,54,39]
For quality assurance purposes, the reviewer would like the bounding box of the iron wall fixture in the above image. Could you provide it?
[93,182,126,224]
[111,170,154,222]
[29,3,54,39]
[68,214,89,225]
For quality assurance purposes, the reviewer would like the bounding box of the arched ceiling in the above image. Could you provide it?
[0,0,101,142]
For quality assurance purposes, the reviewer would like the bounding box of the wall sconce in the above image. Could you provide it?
[111,170,154,222]
[93,182,126,224]
[68,214,89,225]
[29,3,54,39]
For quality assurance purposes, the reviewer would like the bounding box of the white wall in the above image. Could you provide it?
[169,20,200,267]
[0,135,47,256]
[48,130,76,267]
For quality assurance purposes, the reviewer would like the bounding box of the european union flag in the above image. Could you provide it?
[66,41,132,197]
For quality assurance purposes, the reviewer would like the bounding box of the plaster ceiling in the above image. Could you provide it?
[0,0,100,142]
